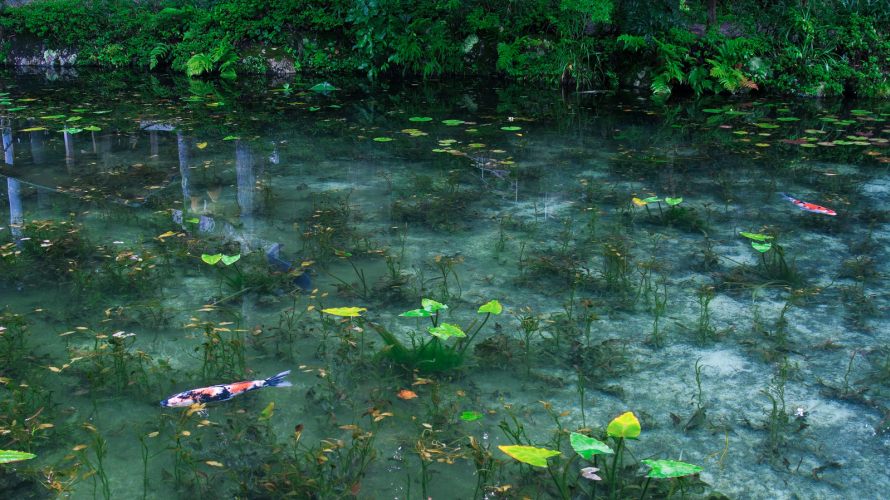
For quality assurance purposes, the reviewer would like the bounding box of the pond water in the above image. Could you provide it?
[0,70,888,500]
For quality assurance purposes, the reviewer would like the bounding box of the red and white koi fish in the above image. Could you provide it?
[779,193,836,216]
[160,371,292,407]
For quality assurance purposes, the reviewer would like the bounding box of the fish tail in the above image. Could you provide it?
[264,370,292,388]
[778,192,794,200]
[267,243,283,258]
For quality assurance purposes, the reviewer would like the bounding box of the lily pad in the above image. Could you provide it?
[323,307,368,317]
[501,126,521,131]
[607,412,641,439]
[84,126,101,131]
[20,127,46,132]
[93,110,112,114]
[478,300,502,314]
[422,298,448,312]
[664,197,682,206]
[7,107,26,111]
[201,254,222,265]
[776,117,800,121]
[498,445,561,467]
[40,115,66,119]
[739,232,770,241]
[59,128,83,134]
[570,433,614,459]
[373,137,393,142]
[223,135,238,140]
[443,119,464,126]
[428,323,466,339]
[752,241,772,252]
[309,82,339,91]
[641,460,704,478]
[409,117,433,122]
[221,254,241,265]
[67,116,83,122]
[258,402,274,422]
[400,308,434,318]
[461,411,483,421]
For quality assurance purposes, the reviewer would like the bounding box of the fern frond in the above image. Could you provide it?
[496,42,518,71]
[651,73,672,94]
[186,54,213,77]
[149,43,169,70]
[740,76,759,90]
[618,34,648,52]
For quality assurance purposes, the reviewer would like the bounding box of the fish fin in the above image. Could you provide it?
[295,271,311,292]
[264,370,292,388]
[267,243,283,258]
[778,192,793,200]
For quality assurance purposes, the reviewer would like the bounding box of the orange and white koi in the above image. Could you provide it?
[160,370,292,407]
[779,193,836,216]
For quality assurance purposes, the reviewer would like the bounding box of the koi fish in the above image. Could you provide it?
[160,370,292,407]
[779,193,836,216]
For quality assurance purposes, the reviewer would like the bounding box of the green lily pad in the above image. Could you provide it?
[329,105,340,108]
[478,300,502,315]
[850,109,871,115]
[461,411,483,421]
[607,412,641,439]
[702,109,724,113]
[751,241,772,252]
[665,197,682,206]
[67,116,83,122]
[776,117,800,121]
[7,107,26,111]
[309,107,320,111]
[0,450,36,464]
[258,402,274,421]
[570,433,614,459]
[84,126,101,131]
[443,119,464,126]
[641,196,661,203]
[400,308,434,318]
[739,232,770,241]
[422,298,448,312]
[498,445,561,467]
[468,143,485,147]
[501,126,521,131]
[94,110,112,114]
[201,254,222,265]
[40,115,66,119]
[409,117,433,122]
[223,135,238,140]
[725,111,748,116]
[373,137,393,142]
[59,128,83,134]
[221,254,241,265]
[322,307,368,317]
[753,123,780,129]
[309,82,339,91]
[184,218,199,223]
[642,460,704,478]
[432,149,448,153]
[428,323,466,339]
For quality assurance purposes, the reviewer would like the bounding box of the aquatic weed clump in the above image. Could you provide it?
[723,231,807,289]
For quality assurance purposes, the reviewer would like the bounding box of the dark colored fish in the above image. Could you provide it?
[267,243,312,291]
[160,370,292,407]
[779,193,836,215]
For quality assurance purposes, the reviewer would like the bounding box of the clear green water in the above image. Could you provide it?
[0,71,888,500]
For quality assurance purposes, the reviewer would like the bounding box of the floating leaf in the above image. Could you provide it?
[221,254,241,265]
[222,135,238,140]
[753,123,780,129]
[205,461,224,467]
[409,117,433,122]
[664,197,682,206]
[755,143,770,147]
[17,98,36,102]
[468,143,485,147]
[501,126,521,131]
[478,300,502,315]
[201,254,222,265]
[309,82,339,91]
[803,129,826,134]
[421,298,448,312]
[461,411,483,421]
[258,402,274,421]
[428,323,466,339]
[607,412,641,439]
[443,119,464,126]
[84,126,101,131]
[641,196,660,203]
[0,450,36,463]
[400,308,434,317]
[570,433,614,459]
[751,241,772,252]
[632,198,647,207]
[323,307,367,317]
[739,232,770,241]
[67,116,83,122]
[197,142,207,149]
[725,111,748,116]
[21,127,46,132]
[641,460,704,478]
[373,137,393,142]
[309,107,320,111]
[184,218,199,223]
[7,107,26,111]
[776,117,800,121]
[40,115,65,119]
[397,389,418,400]
[334,249,353,258]
[701,109,724,114]
[498,445,561,467]
[59,128,83,134]
[94,110,112,114]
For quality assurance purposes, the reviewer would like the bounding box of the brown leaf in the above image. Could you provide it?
[350,482,361,495]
